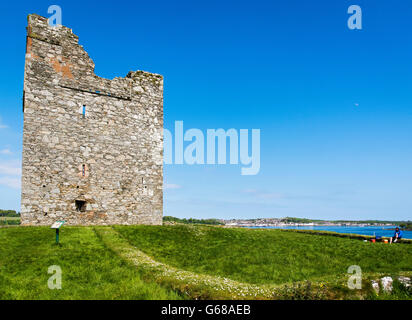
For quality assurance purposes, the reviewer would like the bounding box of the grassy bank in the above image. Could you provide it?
[114,224,412,285]
[0,227,181,299]
[0,217,20,225]
[275,228,412,243]
[0,224,411,300]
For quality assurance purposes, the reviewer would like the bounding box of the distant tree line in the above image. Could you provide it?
[0,219,20,226]
[163,216,223,225]
[0,210,20,226]
[282,217,325,224]
[0,210,20,217]
[399,222,412,231]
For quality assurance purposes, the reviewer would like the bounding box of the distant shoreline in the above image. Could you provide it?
[223,222,395,228]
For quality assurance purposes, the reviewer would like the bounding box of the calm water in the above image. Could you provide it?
[251,225,412,239]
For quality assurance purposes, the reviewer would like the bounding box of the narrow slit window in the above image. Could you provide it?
[82,105,86,118]
[82,164,86,177]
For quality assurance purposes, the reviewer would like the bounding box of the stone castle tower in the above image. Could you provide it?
[21,14,163,225]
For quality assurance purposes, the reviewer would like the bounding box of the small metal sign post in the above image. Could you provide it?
[51,221,65,244]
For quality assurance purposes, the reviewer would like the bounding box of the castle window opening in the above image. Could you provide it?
[75,200,87,212]
[82,105,86,118]
[82,164,86,177]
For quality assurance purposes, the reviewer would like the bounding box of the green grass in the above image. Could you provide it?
[0,227,182,300]
[1,224,411,300]
[0,217,20,225]
[114,224,412,285]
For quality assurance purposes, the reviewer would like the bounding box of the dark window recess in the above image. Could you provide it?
[75,200,87,212]
[82,164,86,177]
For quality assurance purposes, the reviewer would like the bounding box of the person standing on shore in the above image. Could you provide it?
[390,227,403,244]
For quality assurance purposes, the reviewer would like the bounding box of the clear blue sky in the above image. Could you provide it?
[0,0,411,220]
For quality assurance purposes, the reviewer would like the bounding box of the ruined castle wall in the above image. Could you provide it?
[21,14,163,225]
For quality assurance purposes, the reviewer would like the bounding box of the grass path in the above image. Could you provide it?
[1,225,410,300]
[94,226,330,299]
[97,225,412,300]
[115,224,412,285]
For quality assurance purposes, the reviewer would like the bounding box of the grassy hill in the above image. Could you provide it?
[0,227,181,300]
[0,224,411,300]
[114,225,412,285]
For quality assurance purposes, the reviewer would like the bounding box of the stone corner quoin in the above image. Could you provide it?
[21,14,164,226]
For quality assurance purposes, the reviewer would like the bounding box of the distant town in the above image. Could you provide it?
[162,216,411,229]
[2,212,411,230]
[222,217,397,228]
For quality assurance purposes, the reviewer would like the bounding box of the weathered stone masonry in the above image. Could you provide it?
[21,14,163,225]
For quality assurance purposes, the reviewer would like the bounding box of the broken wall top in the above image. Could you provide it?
[25,14,163,100]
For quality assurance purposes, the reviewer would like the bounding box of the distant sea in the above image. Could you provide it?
[249,225,412,239]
